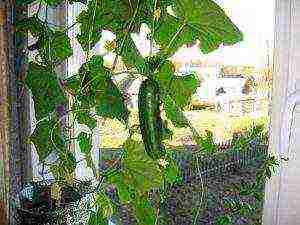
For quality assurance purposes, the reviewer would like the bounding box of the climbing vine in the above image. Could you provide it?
[16,0,243,224]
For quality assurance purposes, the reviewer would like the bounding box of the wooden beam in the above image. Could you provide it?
[0,1,33,223]
[0,2,11,225]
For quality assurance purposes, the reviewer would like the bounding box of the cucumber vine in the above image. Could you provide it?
[16,0,243,224]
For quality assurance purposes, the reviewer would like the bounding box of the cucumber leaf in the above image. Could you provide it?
[39,30,73,63]
[160,119,173,140]
[95,79,129,124]
[29,116,64,161]
[63,75,81,95]
[88,210,108,225]
[215,215,232,225]
[15,16,47,37]
[25,62,67,120]
[156,60,198,108]
[115,31,145,72]
[133,195,156,225]
[75,110,97,130]
[77,132,92,154]
[153,0,243,55]
[72,56,129,124]
[77,131,95,169]
[163,156,182,185]
[50,151,77,181]
[108,139,164,202]
[95,191,114,218]
[169,73,198,108]
[155,61,198,127]
[76,0,146,51]
[16,17,72,63]
[163,95,189,128]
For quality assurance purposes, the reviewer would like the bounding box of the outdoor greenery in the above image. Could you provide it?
[12,0,276,224]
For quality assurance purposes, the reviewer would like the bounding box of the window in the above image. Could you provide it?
[3,1,288,224]
[66,0,275,151]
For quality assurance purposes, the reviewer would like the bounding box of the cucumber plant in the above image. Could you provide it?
[16,0,243,224]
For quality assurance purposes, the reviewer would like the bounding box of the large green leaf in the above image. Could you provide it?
[77,0,144,51]
[153,0,243,55]
[95,191,114,218]
[76,0,107,51]
[153,14,197,55]
[108,173,132,203]
[154,61,198,127]
[88,191,113,225]
[108,139,164,203]
[75,110,97,130]
[58,151,77,175]
[16,17,72,63]
[50,151,77,181]
[163,95,189,128]
[198,130,217,154]
[154,60,174,87]
[77,131,95,169]
[63,75,81,95]
[115,32,145,72]
[29,116,64,161]
[39,30,73,63]
[95,79,129,124]
[76,0,149,73]
[15,16,47,37]
[156,61,198,108]
[77,132,92,154]
[133,195,156,225]
[77,56,111,88]
[73,56,129,124]
[88,210,108,225]
[63,76,97,130]
[169,73,198,108]
[163,154,182,185]
[71,57,110,108]
[215,215,232,225]
[160,119,173,141]
[25,62,67,120]
[31,116,76,180]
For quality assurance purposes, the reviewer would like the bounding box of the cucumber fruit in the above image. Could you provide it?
[138,79,165,160]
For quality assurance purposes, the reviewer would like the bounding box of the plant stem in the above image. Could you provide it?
[150,0,158,56]
[192,154,205,225]
[166,21,186,53]
[112,0,140,71]
[86,0,98,59]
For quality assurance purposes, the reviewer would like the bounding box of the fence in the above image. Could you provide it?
[173,143,268,183]
[99,138,268,183]
[217,96,269,116]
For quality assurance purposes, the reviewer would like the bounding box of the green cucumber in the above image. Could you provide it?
[138,79,165,160]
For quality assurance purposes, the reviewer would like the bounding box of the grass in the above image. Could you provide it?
[97,110,269,149]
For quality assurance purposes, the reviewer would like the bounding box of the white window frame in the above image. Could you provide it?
[263,0,300,224]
